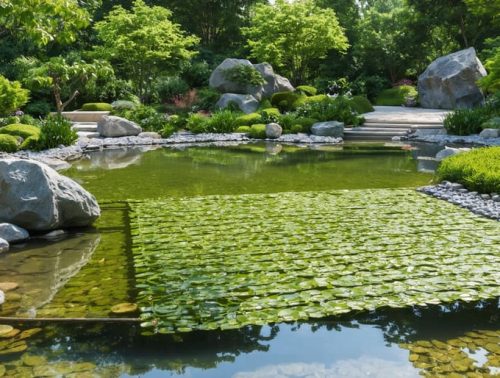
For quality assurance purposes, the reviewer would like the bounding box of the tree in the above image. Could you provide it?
[94,0,199,102]
[0,0,92,46]
[242,0,348,84]
[20,55,113,113]
[0,75,29,116]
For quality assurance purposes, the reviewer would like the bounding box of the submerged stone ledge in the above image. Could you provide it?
[419,182,500,221]
[128,189,500,334]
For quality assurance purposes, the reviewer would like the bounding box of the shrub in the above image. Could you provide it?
[292,94,328,108]
[0,134,19,152]
[0,123,41,139]
[0,115,41,128]
[111,100,137,110]
[186,113,209,133]
[156,76,189,103]
[196,87,220,111]
[296,85,317,96]
[236,126,251,133]
[116,105,167,132]
[437,147,500,193]
[293,117,318,133]
[35,116,77,150]
[159,124,175,138]
[81,103,113,111]
[482,116,500,129]
[236,113,262,126]
[20,136,39,150]
[271,91,302,111]
[204,110,238,133]
[350,96,374,114]
[296,95,364,126]
[278,113,298,131]
[444,105,498,136]
[24,101,51,117]
[222,64,265,86]
[260,107,281,123]
[375,85,418,106]
[290,124,304,133]
[259,99,272,109]
[0,75,29,116]
[249,124,266,139]
[351,75,390,101]
[181,61,211,88]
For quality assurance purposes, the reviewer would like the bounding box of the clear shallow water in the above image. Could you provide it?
[0,142,498,377]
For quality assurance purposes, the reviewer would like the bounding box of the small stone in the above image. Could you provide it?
[0,239,7,254]
[0,224,29,243]
[0,283,18,292]
[492,195,500,202]
[480,194,491,200]
[265,123,282,139]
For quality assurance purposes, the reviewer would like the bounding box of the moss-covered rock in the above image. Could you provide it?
[235,126,252,133]
[0,124,41,139]
[0,134,19,152]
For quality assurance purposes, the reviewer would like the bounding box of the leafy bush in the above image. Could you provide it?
[296,85,317,96]
[260,107,281,123]
[259,99,273,109]
[0,75,29,116]
[115,105,168,132]
[111,100,137,110]
[478,49,500,94]
[195,87,220,111]
[350,96,374,114]
[34,115,77,150]
[156,77,189,103]
[0,134,19,152]
[186,113,209,133]
[271,91,302,112]
[25,100,51,117]
[444,104,498,136]
[0,123,41,139]
[437,147,500,193]
[278,113,298,131]
[248,124,266,139]
[159,124,175,138]
[222,64,265,86]
[0,114,41,127]
[375,85,418,106]
[204,110,238,133]
[81,103,113,111]
[235,113,262,126]
[351,75,390,101]
[236,126,251,133]
[293,94,329,108]
[290,124,304,133]
[293,117,318,133]
[482,117,500,129]
[181,61,211,88]
[296,96,364,126]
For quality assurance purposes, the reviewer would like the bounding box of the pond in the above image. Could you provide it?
[0,142,498,377]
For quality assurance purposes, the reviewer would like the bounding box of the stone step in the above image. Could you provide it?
[56,111,110,123]
[363,122,443,129]
[344,129,408,141]
[73,123,98,132]
[363,118,444,125]
[76,131,100,139]
[352,127,411,133]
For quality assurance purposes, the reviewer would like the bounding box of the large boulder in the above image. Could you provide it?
[216,93,259,114]
[418,48,487,109]
[0,158,100,231]
[311,121,344,137]
[209,58,294,100]
[97,116,142,138]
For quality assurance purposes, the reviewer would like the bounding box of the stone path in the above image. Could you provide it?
[345,106,451,140]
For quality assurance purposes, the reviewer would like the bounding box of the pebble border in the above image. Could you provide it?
[418,181,500,221]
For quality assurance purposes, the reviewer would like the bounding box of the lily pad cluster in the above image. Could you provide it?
[128,189,500,334]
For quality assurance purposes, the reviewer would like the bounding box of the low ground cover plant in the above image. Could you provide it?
[444,95,500,135]
[437,147,500,193]
[375,85,417,106]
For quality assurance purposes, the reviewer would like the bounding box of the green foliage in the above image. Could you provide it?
[0,134,19,152]
[296,95,364,126]
[248,124,267,139]
[296,85,318,96]
[195,87,220,111]
[260,108,281,124]
[293,117,319,133]
[111,100,137,111]
[0,123,40,139]
[0,114,40,128]
[243,0,349,83]
[277,113,298,131]
[222,65,265,87]
[204,110,238,133]
[94,0,199,102]
[235,113,262,126]
[351,75,390,102]
[478,49,500,94]
[236,126,251,133]
[0,75,29,116]
[24,100,51,117]
[438,147,500,193]
[155,77,190,103]
[444,103,499,136]
[375,85,418,106]
[186,113,209,133]
[271,92,302,112]
[116,105,168,132]
[482,116,500,129]
[34,115,77,150]
[293,94,329,108]
[350,96,374,114]
[181,61,211,88]
[259,99,273,109]
[81,103,113,111]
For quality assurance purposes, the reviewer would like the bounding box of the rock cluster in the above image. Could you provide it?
[419,181,500,220]
[418,48,487,109]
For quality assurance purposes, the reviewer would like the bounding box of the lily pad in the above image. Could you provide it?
[110,303,138,314]
[0,282,18,292]
[0,326,13,337]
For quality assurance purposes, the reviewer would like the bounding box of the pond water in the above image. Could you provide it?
[0,142,498,378]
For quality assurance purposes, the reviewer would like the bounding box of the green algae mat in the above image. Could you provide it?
[128,189,500,334]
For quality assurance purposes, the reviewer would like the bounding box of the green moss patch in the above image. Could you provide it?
[129,189,500,334]
[0,134,19,152]
[0,124,41,139]
[375,85,418,106]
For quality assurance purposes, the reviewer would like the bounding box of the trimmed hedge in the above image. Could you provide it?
[0,123,41,139]
[235,113,263,126]
[293,94,328,108]
[0,134,19,152]
[235,126,251,133]
[437,147,500,193]
[249,124,266,139]
[350,96,374,114]
[81,103,113,111]
[296,85,318,96]
[375,86,418,106]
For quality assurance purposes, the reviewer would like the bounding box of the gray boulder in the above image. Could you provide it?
[97,116,142,137]
[0,223,29,243]
[311,121,344,137]
[0,238,8,253]
[216,93,259,114]
[138,132,162,139]
[418,48,487,109]
[209,58,294,100]
[435,147,470,161]
[265,123,283,139]
[479,128,500,139]
[0,158,100,231]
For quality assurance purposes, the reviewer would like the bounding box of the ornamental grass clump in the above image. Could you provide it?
[437,147,500,193]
